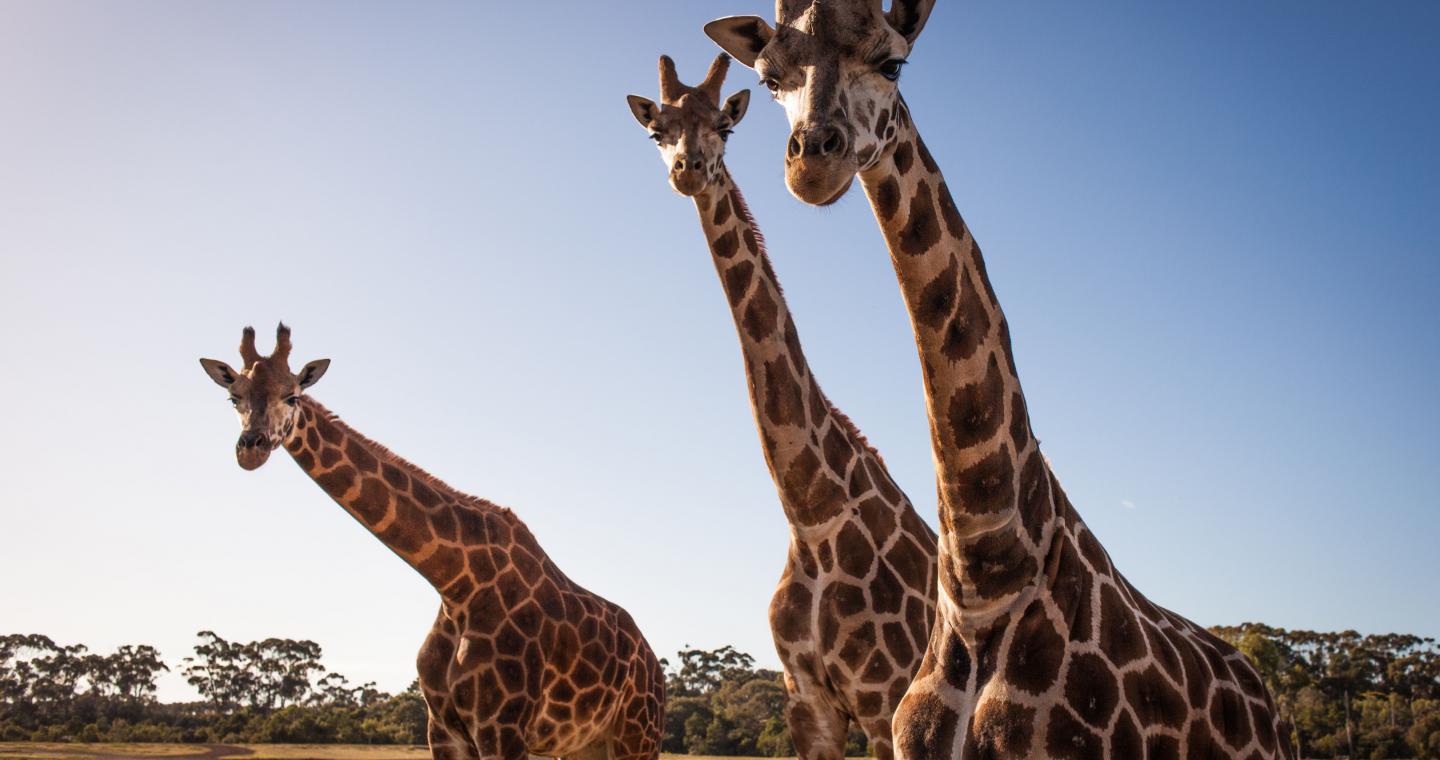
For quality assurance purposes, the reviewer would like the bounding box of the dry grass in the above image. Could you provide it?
[0,746,823,760]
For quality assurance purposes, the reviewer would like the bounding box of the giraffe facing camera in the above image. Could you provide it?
[199,324,666,760]
[626,53,750,198]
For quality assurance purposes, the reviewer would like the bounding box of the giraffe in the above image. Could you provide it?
[198,324,665,760]
[626,54,938,760]
[706,3,1293,758]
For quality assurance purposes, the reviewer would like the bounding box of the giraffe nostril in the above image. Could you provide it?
[787,134,802,159]
[673,157,686,172]
[821,131,844,156]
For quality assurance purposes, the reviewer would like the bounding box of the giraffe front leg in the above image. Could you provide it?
[428,714,479,760]
[471,724,530,760]
[858,717,896,760]
[785,682,850,760]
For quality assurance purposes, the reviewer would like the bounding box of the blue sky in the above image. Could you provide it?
[1,1,1436,701]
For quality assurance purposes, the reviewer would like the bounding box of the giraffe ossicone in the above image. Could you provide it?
[629,55,939,760]
[707,2,1295,757]
[200,324,665,760]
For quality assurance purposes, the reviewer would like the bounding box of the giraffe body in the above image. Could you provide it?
[628,57,938,760]
[200,326,665,760]
[706,3,1292,757]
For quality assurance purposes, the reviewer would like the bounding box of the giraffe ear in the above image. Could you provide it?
[296,359,330,389]
[626,95,659,129]
[721,89,750,127]
[886,0,936,45]
[200,358,240,388]
[704,16,773,68]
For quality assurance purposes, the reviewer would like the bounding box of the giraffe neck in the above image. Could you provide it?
[858,103,1059,622]
[694,167,905,539]
[283,396,510,604]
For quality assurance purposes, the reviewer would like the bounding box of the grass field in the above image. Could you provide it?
[0,746,778,760]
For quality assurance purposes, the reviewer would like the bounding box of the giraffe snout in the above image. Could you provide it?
[236,431,273,470]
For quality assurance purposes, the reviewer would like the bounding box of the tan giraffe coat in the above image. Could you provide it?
[704,2,1292,757]
[201,328,664,760]
[629,57,938,760]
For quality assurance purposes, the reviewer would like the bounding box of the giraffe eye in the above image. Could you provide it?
[286,395,300,407]
[719,128,734,142]
[229,396,240,406]
[760,77,779,94]
[879,59,906,81]
[648,132,662,142]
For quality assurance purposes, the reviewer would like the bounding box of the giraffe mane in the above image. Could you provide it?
[727,181,884,466]
[300,397,515,520]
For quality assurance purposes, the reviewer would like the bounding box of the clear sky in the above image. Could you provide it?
[1,1,1436,702]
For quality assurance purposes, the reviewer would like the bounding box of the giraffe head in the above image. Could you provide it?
[199,324,330,470]
[705,0,935,205]
[627,54,751,197]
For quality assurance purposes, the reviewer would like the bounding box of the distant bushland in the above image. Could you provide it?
[3,627,1439,757]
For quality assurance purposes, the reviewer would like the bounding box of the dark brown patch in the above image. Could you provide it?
[1167,628,1215,709]
[712,228,739,259]
[940,627,973,690]
[1076,528,1110,575]
[857,496,896,544]
[838,621,876,670]
[899,180,941,256]
[711,192,732,225]
[915,253,959,329]
[1017,449,1051,545]
[345,438,378,474]
[315,465,356,499]
[722,260,754,306]
[1110,709,1142,760]
[895,691,959,760]
[967,699,1036,758]
[893,140,914,174]
[916,135,940,174]
[1147,735,1181,760]
[822,424,855,475]
[1006,599,1065,695]
[762,357,806,426]
[882,621,914,668]
[876,177,901,221]
[941,265,994,363]
[1045,705,1103,760]
[1251,700,1278,753]
[1064,652,1119,728]
[1185,720,1228,760]
[869,560,904,615]
[1124,665,1188,730]
[1008,390,1031,451]
[887,534,932,592]
[1209,687,1253,749]
[937,181,966,240]
[1047,536,1095,643]
[960,527,1037,600]
[949,443,1016,514]
[835,521,876,578]
[1098,583,1147,667]
[742,282,779,341]
[946,353,1007,451]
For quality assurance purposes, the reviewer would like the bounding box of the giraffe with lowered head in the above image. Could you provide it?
[199,325,665,760]
[707,2,1292,757]
[626,54,937,760]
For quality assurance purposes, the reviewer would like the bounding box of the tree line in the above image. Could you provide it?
[4,626,1439,757]
[1212,624,1440,758]
[0,632,424,744]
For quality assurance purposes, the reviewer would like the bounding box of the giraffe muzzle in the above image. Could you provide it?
[785,123,857,206]
[236,432,273,470]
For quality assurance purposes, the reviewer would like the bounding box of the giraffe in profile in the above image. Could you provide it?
[199,324,664,760]
[706,2,1292,757]
[627,54,937,760]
